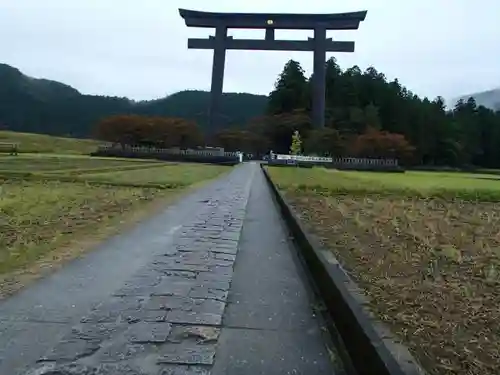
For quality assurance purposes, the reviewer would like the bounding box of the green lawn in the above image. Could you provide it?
[0,154,163,173]
[268,167,500,201]
[0,180,165,275]
[0,154,230,189]
[83,163,230,188]
[0,130,99,154]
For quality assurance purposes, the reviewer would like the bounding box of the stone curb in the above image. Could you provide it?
[261,164,426,375]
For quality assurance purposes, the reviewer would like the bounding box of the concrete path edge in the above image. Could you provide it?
[261,164,426,375]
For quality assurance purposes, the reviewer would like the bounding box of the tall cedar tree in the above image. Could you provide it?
[267,60,309,115]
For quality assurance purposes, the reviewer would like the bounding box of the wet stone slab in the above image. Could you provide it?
[124,322,172,343]
[142,296,194,311]
[176,246,212,253]
[93,297,144,312]
[189,287,228,302]
[157,343,217,365]
[124,273,163,286]
[40,339,101,362]
[63,323,122,342]
[80,299,167,324]
[220,233,241,241]
[212,253,236,262]
[162,247,179,256]
[80,310,122,324]
[191,299,225,316]
[121,309,168,323]
[148,263,210,274]
[207,266,234,277]
[157,365,211,375]
[161,271,197,279]
[112,284,159,298]
[196,272,232,283]
[25,363,152,375]
[168,326,220,345]
[193,281,230,291]
[94,341,150,363]
[209,246,238,255]
[150,281,193,297]
[166,311,222,326]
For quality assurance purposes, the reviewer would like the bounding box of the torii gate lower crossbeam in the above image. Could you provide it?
[179,9,367,132]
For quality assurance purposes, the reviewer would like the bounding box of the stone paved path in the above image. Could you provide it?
[0,163,336,375]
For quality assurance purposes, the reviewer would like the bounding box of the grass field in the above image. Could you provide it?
[0,154,163,173]
[0,152,230,297]
[268,166,500,375]
[270,167,500,201]
[83,163,230,188]
[0,130,99,154]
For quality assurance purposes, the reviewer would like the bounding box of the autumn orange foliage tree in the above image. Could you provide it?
[213,129,267,154]
[94,115,204,149]
[350,127,415,161]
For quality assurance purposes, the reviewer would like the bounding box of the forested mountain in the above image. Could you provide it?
[454,88,500,111]
[0,63,267,137]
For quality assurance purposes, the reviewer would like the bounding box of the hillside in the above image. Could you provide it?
[454,88,500,110]
[0,63,268,137]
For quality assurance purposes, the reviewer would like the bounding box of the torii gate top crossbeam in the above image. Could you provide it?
[179,8,367,30]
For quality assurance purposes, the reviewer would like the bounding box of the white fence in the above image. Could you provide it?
[272,153,399,166]
[97,143,240,158]
[275,154,333,163]
[331,157,399,166]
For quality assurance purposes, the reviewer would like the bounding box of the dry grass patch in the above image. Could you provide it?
[268,167,500,375]
[0,180,167,275]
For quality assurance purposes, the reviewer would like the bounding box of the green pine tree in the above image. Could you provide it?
[290,130,302,155]
[267,60,308,115]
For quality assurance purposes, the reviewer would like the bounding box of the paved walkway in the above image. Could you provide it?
[0,163,336,375]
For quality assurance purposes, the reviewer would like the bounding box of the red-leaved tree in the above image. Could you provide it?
[93,115,204,149]
[349,127,415,162]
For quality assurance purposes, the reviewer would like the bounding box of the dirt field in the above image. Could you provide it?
[268,167,500,375]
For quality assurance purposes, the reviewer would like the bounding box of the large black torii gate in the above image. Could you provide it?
[179,8,367,132]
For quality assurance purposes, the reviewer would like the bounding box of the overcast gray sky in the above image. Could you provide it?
[1,0,499,103]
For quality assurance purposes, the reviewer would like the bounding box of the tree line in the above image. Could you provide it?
[94,58,500,167]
